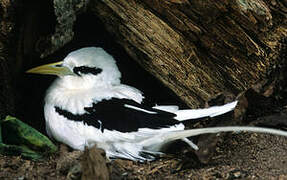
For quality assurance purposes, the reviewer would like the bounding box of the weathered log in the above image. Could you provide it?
[0,0,18,118]
[88,0,287,107]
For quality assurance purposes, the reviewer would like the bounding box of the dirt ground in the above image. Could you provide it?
[0,121,287,179]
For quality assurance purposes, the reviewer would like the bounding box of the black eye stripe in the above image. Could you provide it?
[73,66,103,76]
[54,64,62,67]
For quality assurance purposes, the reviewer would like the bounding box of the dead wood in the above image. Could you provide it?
[89,0,287,107]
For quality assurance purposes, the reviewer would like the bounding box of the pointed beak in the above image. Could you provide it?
[26,61,74,76]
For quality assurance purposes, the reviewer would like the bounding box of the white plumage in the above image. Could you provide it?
[27,47,287,161]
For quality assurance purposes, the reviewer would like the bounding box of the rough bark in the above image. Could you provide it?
[88,0,287,107]
[0,0,18,119]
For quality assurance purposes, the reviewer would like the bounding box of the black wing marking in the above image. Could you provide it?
[55,106,103,131]
[55,98,180,132]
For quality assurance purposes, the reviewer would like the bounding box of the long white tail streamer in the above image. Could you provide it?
[141,126,287,149]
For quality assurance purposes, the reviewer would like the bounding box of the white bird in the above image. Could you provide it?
[27,47,287,161]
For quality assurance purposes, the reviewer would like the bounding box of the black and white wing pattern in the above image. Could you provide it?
[55,98,182,133]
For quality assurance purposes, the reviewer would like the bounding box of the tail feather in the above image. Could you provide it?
[153,105,179,113]
[174,101,238,121]
[141,126,287,151]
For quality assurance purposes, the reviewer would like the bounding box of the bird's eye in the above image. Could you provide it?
[73,66,103,76]
[54,64,63,67]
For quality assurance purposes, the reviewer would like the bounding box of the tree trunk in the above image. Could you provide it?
[88,0,287,107]
[0,0,18,119]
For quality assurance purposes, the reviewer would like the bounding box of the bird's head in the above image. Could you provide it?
[27,47,122,89]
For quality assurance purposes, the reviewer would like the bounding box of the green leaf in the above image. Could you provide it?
[1,115,57,159]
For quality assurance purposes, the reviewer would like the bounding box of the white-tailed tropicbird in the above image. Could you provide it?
[27,47,287,161]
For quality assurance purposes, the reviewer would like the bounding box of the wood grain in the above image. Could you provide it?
[89,0,286,107]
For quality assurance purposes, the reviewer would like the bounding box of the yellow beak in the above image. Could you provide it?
[26,61,74,76]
